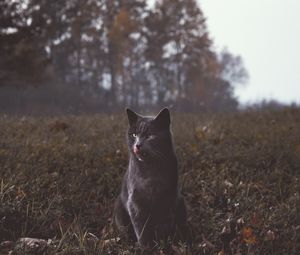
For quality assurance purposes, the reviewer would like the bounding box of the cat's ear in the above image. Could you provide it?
[126,108,140,126]
[154,108,170,128]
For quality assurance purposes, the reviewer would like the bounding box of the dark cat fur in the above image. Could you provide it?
[114,108,187,248]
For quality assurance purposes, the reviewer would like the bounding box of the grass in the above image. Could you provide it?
[0,109,299,254]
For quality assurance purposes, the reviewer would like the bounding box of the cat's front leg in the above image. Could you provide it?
[114,195,136,242]
[128,202,155,247]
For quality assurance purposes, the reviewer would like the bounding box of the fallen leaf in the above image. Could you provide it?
[242,227,256,245]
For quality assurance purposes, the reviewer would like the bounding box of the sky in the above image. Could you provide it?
[199,0,300,104]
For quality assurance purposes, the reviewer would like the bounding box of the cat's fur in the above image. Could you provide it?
[114,108,187,248]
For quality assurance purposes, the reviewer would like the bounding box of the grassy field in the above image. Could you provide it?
[0,109,299,254]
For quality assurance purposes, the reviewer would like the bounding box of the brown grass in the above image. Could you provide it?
[0,109,299,254]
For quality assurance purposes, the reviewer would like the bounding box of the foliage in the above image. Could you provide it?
[1,109,299,254]
[0,0,247,113]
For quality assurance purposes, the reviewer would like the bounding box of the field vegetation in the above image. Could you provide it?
[0,109,299,254]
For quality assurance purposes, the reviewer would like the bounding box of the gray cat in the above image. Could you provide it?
[114,108,187,248]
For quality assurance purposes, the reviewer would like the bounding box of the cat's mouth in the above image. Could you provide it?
[133,150,147,161]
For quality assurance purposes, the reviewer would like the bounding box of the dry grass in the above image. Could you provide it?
[0,109,299,254]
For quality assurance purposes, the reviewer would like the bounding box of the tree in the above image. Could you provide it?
[146,0,230,110]
[0,0,248,113]
[0,0,51,87]
[101,0,148,108]
[219,48,249,86]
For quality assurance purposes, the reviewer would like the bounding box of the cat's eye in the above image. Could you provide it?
[131,133,137,138]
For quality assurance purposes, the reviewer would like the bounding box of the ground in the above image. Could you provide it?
[0,109,299,254]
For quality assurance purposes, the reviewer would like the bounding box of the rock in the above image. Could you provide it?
[103,237,120,246]
[0,240,15,253]
[13,238,49,255]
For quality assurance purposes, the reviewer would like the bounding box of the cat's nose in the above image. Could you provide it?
[133,144,141,154]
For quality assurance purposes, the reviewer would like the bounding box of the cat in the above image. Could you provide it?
[114,108,188,249]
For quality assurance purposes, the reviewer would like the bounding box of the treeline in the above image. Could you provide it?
[0,0,248,114]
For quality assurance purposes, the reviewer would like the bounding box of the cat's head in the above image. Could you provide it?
[126,108,173,162]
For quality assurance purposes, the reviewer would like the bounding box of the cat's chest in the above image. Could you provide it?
[126,160,176,201]
[129,175,163,198]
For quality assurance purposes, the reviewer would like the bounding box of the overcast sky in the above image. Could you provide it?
[199,0,300,104]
